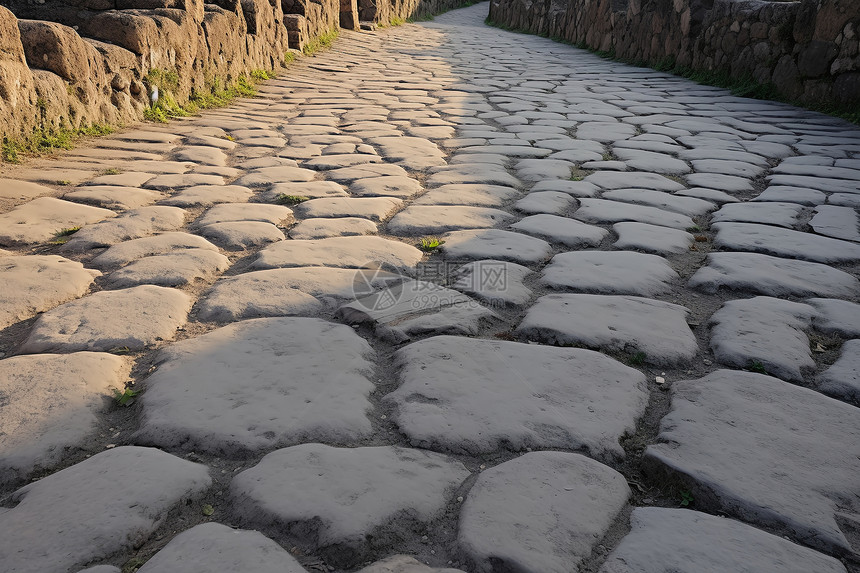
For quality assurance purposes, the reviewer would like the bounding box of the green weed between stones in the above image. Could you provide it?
[303,29,339,56]
[679,490,694,507]
[484,17,860,125]
[113,387,138,407]
[628,351,647,366]
[418,236,445,252]
[144,70,262,124]
[747,360,768,375]
[50,227,80,245]
[274,194,310,206]
[1,123,114,164]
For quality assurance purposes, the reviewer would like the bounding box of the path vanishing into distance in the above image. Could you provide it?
[1,3,860,572]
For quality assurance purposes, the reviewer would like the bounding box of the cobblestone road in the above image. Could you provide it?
[1,4,859,572]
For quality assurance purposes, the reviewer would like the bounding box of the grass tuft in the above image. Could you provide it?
[274,194,310,206]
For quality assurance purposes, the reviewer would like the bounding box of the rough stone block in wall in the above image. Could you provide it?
[17,20,100,84]
[115,0,204,22]
[0,6,38,139]
[284,13,310,50]
[341,0,359,29]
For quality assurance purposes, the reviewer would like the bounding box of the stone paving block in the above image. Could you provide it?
[0,446,211,573]
[327,163,410,182]
[441,229,553,264]
[0,352,130,485]
[62,206,186,250]
[585,171,685,191]
[161,185,255,207]
[818,339,860,405]
[711,201,802,228]
[809,298,860,337]
[515,158,574,181]
[514,191,576,214]
[450,259,532,306]
[753,185,826,206]
[64,186,164,210]
[137,523,308,573]
[174,145,228,165]
[197,203,294,226]
[0,197,117,245]
[138,318,376,453]
[413,184,520,206]
[709,297,815,382]
[689,252,859,298]
[294,197,403,221]
[612,222,693,254]
[77,566,121,573]
[20,285,192,353]
[601,189,715,217]
[685,173,753,193]
[254,236,422,270]
[613,148,690,174]
[0,255,100,329]
[234,166,317,187]
[427,163,521,187]
[540,250,678,295]
[809,205,860,242]
[371,136,447,170]
[676,187,740,204]
[108,249,230,287]
[459,452,631,573]
[644,370,860,555]
[199,221,285,250]
[388,206,514,235]
[530,179,601,197]
[712,222,860,263]
[265,181,349,200]
[144,173,225,190]
[290,217,378,239]
[574,198,695,230]
[0,178,55,201]
[768,174,860,194]
[577,121,636,142]
[92,232,221,268]
[510,214,608,247]
[338,280,499,343]
[385,336,647,458]
[231,444,469,562]
[829,193,860,208]
[357,555,465,573]
[598,508,847,573]
[517,294,697,365]
[304,154,384,170]
[350,176,423,198]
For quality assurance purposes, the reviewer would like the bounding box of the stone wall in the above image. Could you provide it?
[487,0,860,109]
[0,0,468,144]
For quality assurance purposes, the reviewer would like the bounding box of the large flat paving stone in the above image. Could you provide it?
[712,222,860,263]
[138,318,376,454]
[0,352,130,485]
[612,222,693,254]
[200,221,285,250]
[427,163,521,187]
[585,171,685,191]
[253,236,423,270]
[709,297,815,382]
[233,166,316,187]
[0,446,211,573]
[371,136,447,170]
[441,229,552,264]
[818,339,860,405]
[517,294,697,365]
[712,201,803,228]
[388,206,514,235]
[357,555,465,573]
[265,180,348,200]
[91,232,221,268]
[289,217,378,239]
[644,370,860,556]
[350,176,423,198]
[160,184,254,207]
[231,444,469,564]
[20,285,192,353]
[540,251,678,295]
[689,252,860,298]
[601,189,715,217]
[137,523,307,573]
[450,260,533,306]
[61,206,186,250]
[338,280,499,343]
[413,184,520,207]
[0,255,100,329]
[809,298,860,337]
[64,185,164,210]
[459,452,630,573]
[197,203,293,226]
[294,197,403,221]
[598,508,847,573]
[810,205,860,242]
[0,198,117,245]
[574,198,695,230]
[107,249,229,287]
[385,336,647,458]
[510,214,608,247]
[0,178,55,201]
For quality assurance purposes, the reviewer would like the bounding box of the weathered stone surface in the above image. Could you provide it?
[253,236,422,270]
[144,173,225,190]
[64,185,163,210]
[200,221,285,250]
[711,201,802,228]
[612,222,693,254]
[599,508,848,573]
[645,370,860,555]
[0,446,211,573]
[338,280,499,343]
[459,452,631,573]
[690,252,860,298]
[294,197,403,221]
[0,179,54,201]
[517,294,697,365]
[62,206,186,250]
[161,185,254,207]
[137,523,308,573]
[388,206,514,235]
[108,249,229,287]
[451,259,532,306]
[350,176,423,198]
[809,298,860,337]
[138,318,376,454]
[0,255,100,329]
[197,203,293,226]
[231,444,469,559]
[0,198,116,245]
[413,184,520,207]
[541,251,678,295]
[289,216,378,239]
[427,163,521,187]
[818,339,860,405]
[357,555,465,573]
[602,189,714,217]
[710,297,815,382]
[809,205,860,242]
[712,222,860,263]
[585,171,685,191]
[20,286,192,353]
[265,180,348,199]
[233,166,316,187]
[441,229,552,264]
[92,232,220,267]
[0,352,130,484]
[575,199,694,230]
[385,336,647,458]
